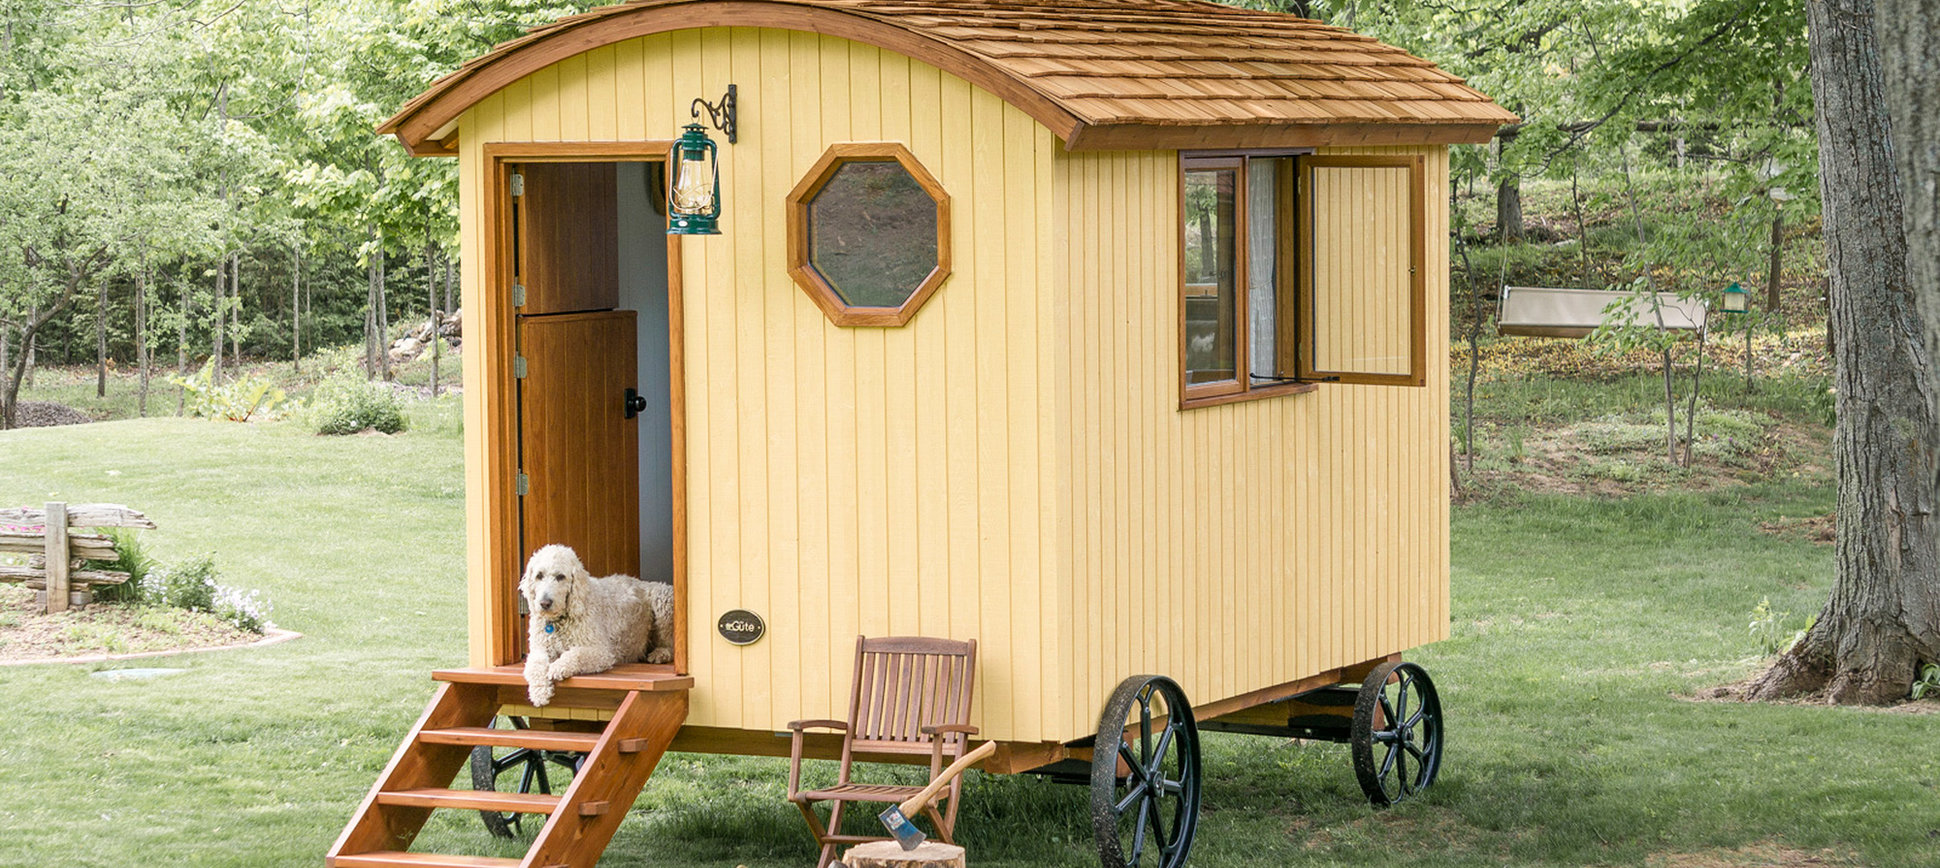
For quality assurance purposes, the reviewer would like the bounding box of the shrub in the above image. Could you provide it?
[308,373,409,435]
[142,555,219,612]
[139,555,274,634]
[172,360,292,422]
[87,529,159,604]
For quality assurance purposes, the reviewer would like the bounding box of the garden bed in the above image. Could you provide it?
[0,585,273,663]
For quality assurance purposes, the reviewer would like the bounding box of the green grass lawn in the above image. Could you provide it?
[1,408,1933,867]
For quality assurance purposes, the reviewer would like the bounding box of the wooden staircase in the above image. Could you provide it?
[327,664,691,868]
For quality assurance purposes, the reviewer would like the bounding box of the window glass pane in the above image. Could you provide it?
[1247,159,1280,380]
[1183,167,1237,385]
[807,160,939,307]
[1309,164,1413,376]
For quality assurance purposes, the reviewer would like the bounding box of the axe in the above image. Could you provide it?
[877,740,996,850]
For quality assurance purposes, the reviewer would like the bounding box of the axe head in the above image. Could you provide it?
[877,804,926,850]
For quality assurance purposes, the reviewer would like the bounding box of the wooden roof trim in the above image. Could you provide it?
[379,0,1087,155]
[1064,120,1502,150]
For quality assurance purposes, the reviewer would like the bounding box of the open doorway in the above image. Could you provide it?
[501,154,683,670]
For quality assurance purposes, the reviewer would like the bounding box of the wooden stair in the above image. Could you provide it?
[327,664,691,868]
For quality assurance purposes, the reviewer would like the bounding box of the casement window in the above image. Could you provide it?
[1179,153,1426,408]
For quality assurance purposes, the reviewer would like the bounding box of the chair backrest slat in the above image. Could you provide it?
[846,636,977,751]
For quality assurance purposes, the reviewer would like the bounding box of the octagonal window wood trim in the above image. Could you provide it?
[786,142,952,327]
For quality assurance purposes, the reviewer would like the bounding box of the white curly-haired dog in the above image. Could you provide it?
[520,544,675,707]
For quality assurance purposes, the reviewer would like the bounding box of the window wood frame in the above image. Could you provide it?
[1178,153,1315,409]
[786,142,952,327]
[1294,154,1428,387]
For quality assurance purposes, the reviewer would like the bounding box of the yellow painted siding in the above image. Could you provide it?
[459,30,1064,742]
[457,25,1450,747]
[1052,146,1451,740]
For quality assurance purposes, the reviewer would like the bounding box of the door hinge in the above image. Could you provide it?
[515,472,529,496]
[514,354,527,379]
[509,172,525,197]
[512,283,526,307]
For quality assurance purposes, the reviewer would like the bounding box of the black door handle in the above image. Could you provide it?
[624,388,647,419]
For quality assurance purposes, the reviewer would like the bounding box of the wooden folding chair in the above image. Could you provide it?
[787,636,979,868]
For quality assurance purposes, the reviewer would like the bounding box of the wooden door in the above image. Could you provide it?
[515,162,619,315]
[518,310,641,581]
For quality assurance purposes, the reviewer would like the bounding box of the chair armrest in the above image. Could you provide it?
[919,723,980,736]
[785,720,849,798]
[922,724,982,774]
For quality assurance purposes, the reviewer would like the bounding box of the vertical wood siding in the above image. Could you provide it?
[1311,164,1415,376]
[1053,146,1450,740]
[460,30,1063,741]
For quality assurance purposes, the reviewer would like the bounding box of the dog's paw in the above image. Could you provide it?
[527,683,553,707]
[646,646,673,664]
[546,661,577,682]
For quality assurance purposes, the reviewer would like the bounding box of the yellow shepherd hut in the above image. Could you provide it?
[330,2,1513,866]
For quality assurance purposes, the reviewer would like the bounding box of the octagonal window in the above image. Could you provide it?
[787,143,951,326]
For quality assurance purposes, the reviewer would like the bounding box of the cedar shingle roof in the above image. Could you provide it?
[381,0,1516,155]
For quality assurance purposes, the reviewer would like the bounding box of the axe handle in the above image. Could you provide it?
[897,741,996,817]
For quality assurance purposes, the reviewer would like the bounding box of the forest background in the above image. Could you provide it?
[0,0,1820,431]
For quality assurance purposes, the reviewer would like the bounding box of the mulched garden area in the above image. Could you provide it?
[0,585,259,663]
[11,401,92,428]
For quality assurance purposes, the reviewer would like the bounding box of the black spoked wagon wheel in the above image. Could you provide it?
[1091,675,1201,868]
[469,716,584,838]
[1351,660,1443,807]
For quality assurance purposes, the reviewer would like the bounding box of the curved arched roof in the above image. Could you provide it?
[380,0,1517,155]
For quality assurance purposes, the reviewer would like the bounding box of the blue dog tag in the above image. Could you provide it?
[544,623,555,634]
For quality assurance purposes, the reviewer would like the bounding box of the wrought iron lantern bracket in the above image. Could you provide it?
[691,85,737,145]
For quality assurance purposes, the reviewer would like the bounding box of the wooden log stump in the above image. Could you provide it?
[841,840,966,868]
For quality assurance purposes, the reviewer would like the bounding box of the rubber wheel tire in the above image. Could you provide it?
[1090,675,1201,868]
[1350,660,1444,807]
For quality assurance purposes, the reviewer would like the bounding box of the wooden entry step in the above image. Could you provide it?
[327,675,689,868]
[330,851,521,867]
[432,663,693,692]
[377,788,561,814]
[416,727,603,753]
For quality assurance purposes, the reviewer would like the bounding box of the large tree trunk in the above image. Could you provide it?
[1877,0,1940,370]
[1748,0,1940,705]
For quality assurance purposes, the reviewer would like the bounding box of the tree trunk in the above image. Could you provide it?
[136,260,150,416]
[1766,203,1785,312]
[1495,127,1524,242]
[427,240,439,398]
[95,279,107,398]
[177,270,190,416]
[378,248,391,381]
[1877,0,1940,376]
[2,265,88,430]
[230,252,242,366]
[1496,175,1524,242]
[22,301,34,388]
[1749,0,1940,705]
[211,252,225,383]
[365,228,379,379]
[1683,325,1705,467]
[292,245,302,372]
